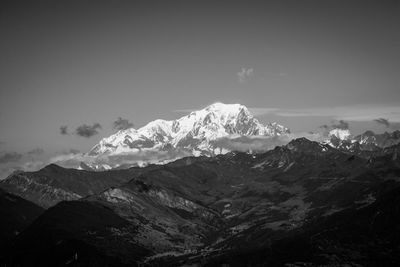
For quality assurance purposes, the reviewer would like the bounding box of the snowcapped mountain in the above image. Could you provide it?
[328,128,351,141]
[325,127,400,153]
[353,130,400,148]
[325,128,352,148]
[89,103,290,158]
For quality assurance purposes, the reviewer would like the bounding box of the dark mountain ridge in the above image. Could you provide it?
[0,164,157,208]
[1,138,400,266]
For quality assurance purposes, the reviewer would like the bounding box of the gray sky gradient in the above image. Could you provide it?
[0,0,399,157]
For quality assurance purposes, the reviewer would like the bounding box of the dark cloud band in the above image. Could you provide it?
[0,152,23,164]
[27,148,44,155]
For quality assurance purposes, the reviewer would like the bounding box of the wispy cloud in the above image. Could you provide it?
[0,148,83,179]
[264,71,288,77]
[48,148,193,169]
[75,123,102,138]
[173,109,195,113]
[237,67,254,83]
[174,104,400,123]
[0,149,52,179]
[113,117,134,131]
[247,104,400,122]
[248,108,279,116]
[68,149,81,154]
[172,104,275,114]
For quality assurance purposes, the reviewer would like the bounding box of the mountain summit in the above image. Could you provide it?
[88,103,289,158]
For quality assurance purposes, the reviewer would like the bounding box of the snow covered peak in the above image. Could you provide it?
[322,128,352,149]
[329,128,351,141]
[176,103,249,126]
[172,103,257,137]
[204,102,246,115]
[88,103,290,158]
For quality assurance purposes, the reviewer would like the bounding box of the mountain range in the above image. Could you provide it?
[73,103,400,171]
[1,103,400,266]
[1,136,400,266]
[332,129,400,151]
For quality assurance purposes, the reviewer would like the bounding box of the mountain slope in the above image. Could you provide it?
[195,182,400,267]
[0,188,44,263]
[7,201,147,267]
[0,164,152,208]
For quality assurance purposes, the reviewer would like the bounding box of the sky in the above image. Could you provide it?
[0,0,399,176]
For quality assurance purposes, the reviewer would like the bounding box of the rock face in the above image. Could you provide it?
[2,138,400,266]
[88,103,289,157]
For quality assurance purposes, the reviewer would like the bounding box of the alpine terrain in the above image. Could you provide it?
[1,135,400,266]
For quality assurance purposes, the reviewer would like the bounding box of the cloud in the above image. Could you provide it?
[173,106,279,116]
[244,104,400,122]
[27,148,44,156]
[173,104,400,125]
[174,104,400,123]
[0,159,49,180]
[173,109,195,113]
[0,148,191,178]
[113,117,134,131]
[105,149,192,166]
[331,120,349,130]
[0,150,48,179]
[68,149,81,154]
[21,161,45,171]
[317,121,351,137]
[48,153,88,168]
[0,152,23,164]
[60,126,68,135]
[374,118,390,128]
[237,67,254,83]
[57,149,81,157]
[48,148,193,169]
[75,123,102,138]
[248,108,279,116]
